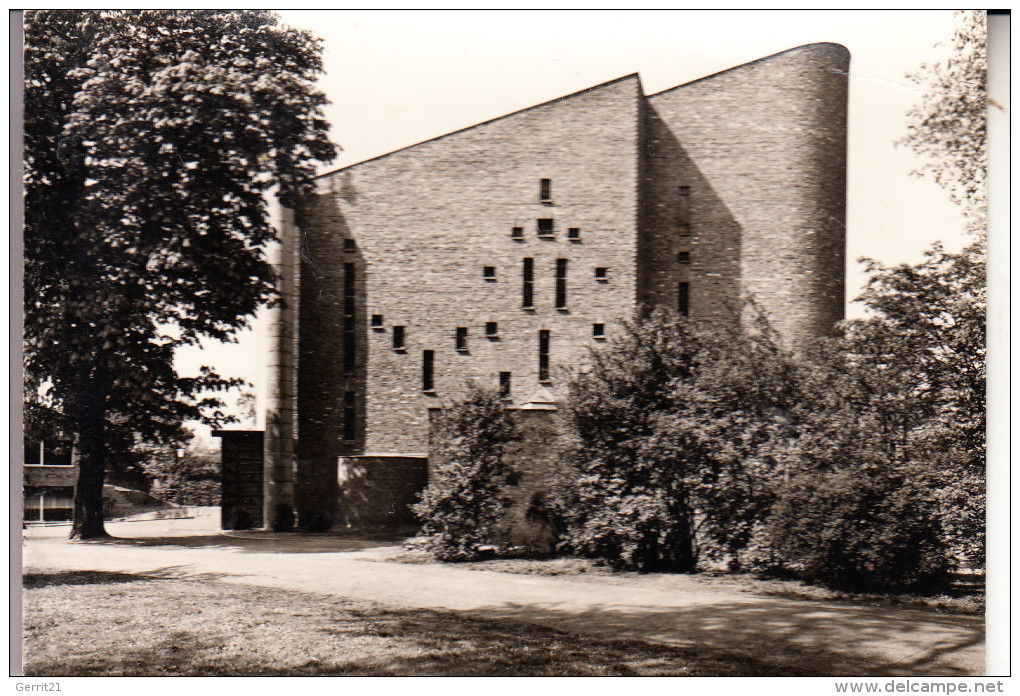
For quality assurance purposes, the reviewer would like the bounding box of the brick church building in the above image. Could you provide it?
[217,42,850,538]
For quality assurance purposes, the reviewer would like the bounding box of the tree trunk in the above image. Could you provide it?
[70,376,110,540]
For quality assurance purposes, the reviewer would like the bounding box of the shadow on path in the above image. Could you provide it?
[72,531,409,554]
[472,599,984,676]
[23,567,239,588]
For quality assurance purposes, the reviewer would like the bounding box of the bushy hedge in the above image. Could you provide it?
[763,465,952,593]
[411,386,520,561]
[553,307,800,572]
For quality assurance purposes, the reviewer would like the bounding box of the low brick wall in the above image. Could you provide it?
[337,455,428,528]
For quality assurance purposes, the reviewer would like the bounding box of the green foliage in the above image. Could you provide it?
[836,242,986,566]
[899,10,987,235]
[764,466,952,594]
[557,297,981,585]
[22,10,335,537]
[144,441,220,506]
[412,386,520,562]
[556,307,803,572]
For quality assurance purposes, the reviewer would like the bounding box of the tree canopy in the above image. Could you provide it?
[23,10,336,537]
[899,10,987,235]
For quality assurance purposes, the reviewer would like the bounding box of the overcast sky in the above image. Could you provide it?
[179,9,980,438]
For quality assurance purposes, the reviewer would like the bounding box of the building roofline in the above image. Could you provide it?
[646,42,850,98]
[315,72,643,178]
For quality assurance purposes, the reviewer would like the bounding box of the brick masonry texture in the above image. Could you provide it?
[216,430,265,529]
[643,43,849,347]
[337,455,427,528]
[288,44,849,529]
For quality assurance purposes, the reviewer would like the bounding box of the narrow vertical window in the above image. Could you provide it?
[522,257,534,308]
[343,263,356,318]
[678,185,692,236]
[678,282,689,318]
[455,327,468,351]
[392,325,405,350]
[342,391,356,441]
[538,330,550,383]
[555,258,568,309]
[423,350,435,392]
[540,178,552,203]
[499,371,512,398]
[343,263,356,374]
[593,323,605,339]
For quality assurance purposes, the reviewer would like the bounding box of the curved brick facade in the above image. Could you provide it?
[274,44,849,530]
[643,43,849,350]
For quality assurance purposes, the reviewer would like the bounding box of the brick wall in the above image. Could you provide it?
[298,74,644,464]
[644,42,849,350]
[337,455,427,528]
[291,46,849,532]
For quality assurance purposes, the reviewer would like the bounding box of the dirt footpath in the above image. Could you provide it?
[21,515,985,676]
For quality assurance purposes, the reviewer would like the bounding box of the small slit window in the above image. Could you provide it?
[485,322,499,338]
[511,226,524,240]
[678,282,689,318]
[482,266,496,281]
[678,186,692,235]
[371,314,384,329]
[499,371,512,398]
[342,391,356,441]
[568,227,580,241]
[540,178,552,204]
[522,258,534,309]
[455,327,468,352]
[593,323,605,339]
[537,218,554,237]
[555,258,568,309]
[392,325,405,351]
[423,350,435,392]
[594,267,608,282]
[538,330,551,383]
[678,251,691,264]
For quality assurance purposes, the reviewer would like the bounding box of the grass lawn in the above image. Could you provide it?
[23,570,797,676]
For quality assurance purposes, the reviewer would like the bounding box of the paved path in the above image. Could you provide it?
[21,515,985,676]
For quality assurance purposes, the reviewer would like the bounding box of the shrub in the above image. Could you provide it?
[764,465,952,593]
[556,307,801,572]
[411,386,520,561]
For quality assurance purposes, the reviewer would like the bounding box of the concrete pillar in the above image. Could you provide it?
[263,195,299,529]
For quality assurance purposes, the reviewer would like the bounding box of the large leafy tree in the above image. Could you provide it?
[832,244,986,565]
[23,10,336,538]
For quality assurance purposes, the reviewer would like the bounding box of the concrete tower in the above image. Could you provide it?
[262,196,299,528]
